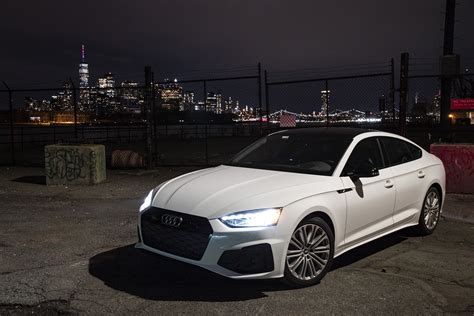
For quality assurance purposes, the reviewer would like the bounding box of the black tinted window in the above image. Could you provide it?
[381,137,416,166]
[342,138,384,175]
[407,142,422,160]
[228,133,352,175]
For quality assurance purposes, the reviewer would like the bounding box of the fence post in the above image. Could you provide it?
[258,63,263,132]
[145,66,153,168]
[389,58,396,129]
[325,80,330,127]
[399,53,409,136]
[69,78,78,142]
[203,80,209,165]
[152,72,158,165]
[264,70,270,128]
[2,81,15,166]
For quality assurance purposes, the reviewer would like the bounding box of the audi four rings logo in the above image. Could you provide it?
[161,214,183,227]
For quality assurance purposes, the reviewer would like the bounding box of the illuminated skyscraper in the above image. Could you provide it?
[97,73,117,114]
[119,81,141,113]
[158,79,183,110]
[320,90,330,115]
[98,73,116,98]
[78,44,90,110]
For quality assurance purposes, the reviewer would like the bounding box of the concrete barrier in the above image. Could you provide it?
[430,143,474,194]
[45,144,106,185]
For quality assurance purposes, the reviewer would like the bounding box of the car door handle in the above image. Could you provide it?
[384,180,394,188]
[417,171,425,179]
[337,188,353,194]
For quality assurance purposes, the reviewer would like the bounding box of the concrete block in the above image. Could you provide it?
[45,144,106,185]
[430,143,474,194]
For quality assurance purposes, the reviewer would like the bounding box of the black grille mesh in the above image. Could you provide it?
[140,207,213,260]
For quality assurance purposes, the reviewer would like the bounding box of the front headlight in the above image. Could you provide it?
[219,208,282,228]
[139,189,154,212]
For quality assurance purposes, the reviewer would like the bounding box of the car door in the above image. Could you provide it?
[379,137,427,224]
[340,137,396,245]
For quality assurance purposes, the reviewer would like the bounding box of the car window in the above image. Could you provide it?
[228,133,352,176]
[406,142,422,160]
[380,137,418,166]
[342,138,384,176]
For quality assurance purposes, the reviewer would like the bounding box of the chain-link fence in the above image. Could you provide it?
[2,59,474,167]
[265,61,395,128]
[0,65,263,167]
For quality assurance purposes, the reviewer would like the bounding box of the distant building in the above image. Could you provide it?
[206,91,222,113]
[183,91,195,111]
[431,90,441,119]
[97,73,117,114]
[158,79,183,110]
[119,81,141,113]
[224,97,233,113]
[56,81,74,111]
[321,90,330,115]
[78,45,90,110]
[98,72,115,98]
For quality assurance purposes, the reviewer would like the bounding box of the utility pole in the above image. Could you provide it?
[399,53,409,136]
[440,0,457,134]
[144,66,153,168]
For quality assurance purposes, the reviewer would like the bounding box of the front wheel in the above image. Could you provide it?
[416,186,441,235]
[282,217,334,287]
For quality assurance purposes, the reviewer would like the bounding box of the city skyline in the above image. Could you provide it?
[16,43,446,124]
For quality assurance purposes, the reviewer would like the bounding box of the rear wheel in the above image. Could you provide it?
[282,217,334,287]
[416,187,441,235]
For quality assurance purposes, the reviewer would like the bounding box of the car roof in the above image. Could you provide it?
[271,127,373,139]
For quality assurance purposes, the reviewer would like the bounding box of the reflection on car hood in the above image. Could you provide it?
[151,165,339,218]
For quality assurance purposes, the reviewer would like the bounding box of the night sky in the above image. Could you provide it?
[1,0,474,111]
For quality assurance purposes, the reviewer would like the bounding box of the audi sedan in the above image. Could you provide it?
[136,128,445,287]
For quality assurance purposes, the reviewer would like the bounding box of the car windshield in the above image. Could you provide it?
[226,132,352,176]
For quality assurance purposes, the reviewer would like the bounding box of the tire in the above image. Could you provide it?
[416,186,441,235]
[282,216,334,287]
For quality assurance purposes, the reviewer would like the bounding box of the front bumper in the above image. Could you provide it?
[136,214,289,279]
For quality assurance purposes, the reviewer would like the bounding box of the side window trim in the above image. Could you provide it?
[375,137,388,169]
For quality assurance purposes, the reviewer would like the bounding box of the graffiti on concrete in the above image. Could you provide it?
[45,148,87,181]
[431,144,474,194]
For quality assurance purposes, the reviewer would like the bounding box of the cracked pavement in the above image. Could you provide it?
[0,167,473,315]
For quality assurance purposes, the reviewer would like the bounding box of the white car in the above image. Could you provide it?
[136,128,445,287]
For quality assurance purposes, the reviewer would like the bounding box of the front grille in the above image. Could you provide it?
[140,207,213,260]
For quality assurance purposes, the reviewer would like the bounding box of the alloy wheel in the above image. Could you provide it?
[424,190,440,230]
[286,223,330,281]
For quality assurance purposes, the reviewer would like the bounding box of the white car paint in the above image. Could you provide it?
[136,130,445,279]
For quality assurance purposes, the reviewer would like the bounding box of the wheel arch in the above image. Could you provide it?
[428,182,443,207]
[301,211,335,236]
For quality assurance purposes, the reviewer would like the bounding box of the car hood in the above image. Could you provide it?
[151,165,340,218]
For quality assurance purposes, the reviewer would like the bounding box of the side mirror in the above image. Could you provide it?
[348,161,379,179]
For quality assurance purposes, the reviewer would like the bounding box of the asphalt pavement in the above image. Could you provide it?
[0,167,473,315]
